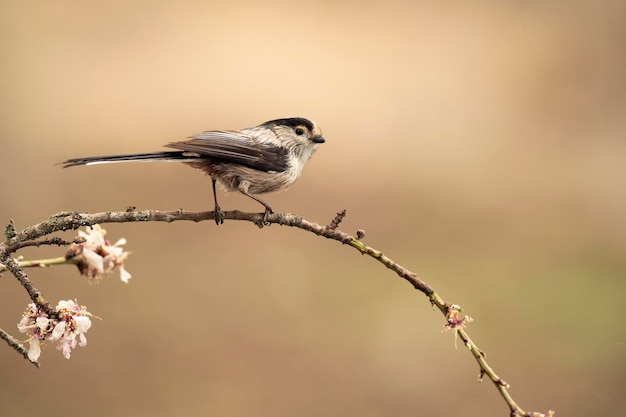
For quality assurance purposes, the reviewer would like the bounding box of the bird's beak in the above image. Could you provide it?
[311,136,325,144]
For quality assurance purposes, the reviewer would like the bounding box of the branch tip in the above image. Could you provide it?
[0,327,40,368]
[5,219,17,239]
[326,209,347,230]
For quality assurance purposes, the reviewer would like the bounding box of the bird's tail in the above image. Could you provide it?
[61,151,198,168]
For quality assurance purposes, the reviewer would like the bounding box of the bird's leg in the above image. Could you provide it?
[211,178,224,225]
[241,190,274,224]
[235,178,273,224]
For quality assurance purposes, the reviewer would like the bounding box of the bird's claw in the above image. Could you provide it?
[262,208,273,225]
[214,205,225,225]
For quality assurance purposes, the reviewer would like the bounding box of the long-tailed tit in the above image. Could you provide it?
[62,117,325,224]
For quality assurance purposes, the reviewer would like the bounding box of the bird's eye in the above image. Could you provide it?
[295,127,305,136]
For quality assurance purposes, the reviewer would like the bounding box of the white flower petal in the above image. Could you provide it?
[119,266,131,284]
[78,333,88,347]
[82,249,104,273]
[50,321,66,341]
[56,300,75,311]
[68,333,78,349]
[27,338,41,362]
[17,316,32,333]
[74,316,92,334]
[35,316,50,330]
[60,341,72,359]
[113,237,127,246]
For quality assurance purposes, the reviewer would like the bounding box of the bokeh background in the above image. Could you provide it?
[1,1,624,416]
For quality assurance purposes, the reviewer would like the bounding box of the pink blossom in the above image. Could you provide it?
[17,299,94,361]
[66,225,132,283]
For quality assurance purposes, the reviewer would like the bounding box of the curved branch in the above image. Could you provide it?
[0,208,551,416]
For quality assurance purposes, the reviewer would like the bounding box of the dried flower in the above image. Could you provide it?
[443,304,473,332]
[442,304,473,349]
[66,224,131,283]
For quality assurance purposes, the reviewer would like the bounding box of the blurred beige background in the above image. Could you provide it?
[1,1,625,416]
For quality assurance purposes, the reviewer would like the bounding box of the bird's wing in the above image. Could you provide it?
[165,130,289,172]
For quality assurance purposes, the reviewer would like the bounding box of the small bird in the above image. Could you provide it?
[62,117,325,224]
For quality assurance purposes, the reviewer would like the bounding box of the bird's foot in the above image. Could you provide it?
[213,204,225,225]
[262,207,274,226]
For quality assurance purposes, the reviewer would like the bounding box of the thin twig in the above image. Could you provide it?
[8,236,75,252]
[0,256,70,273]
[0,328,39,368]
[326,209,347,230]
[0,256,55,317]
